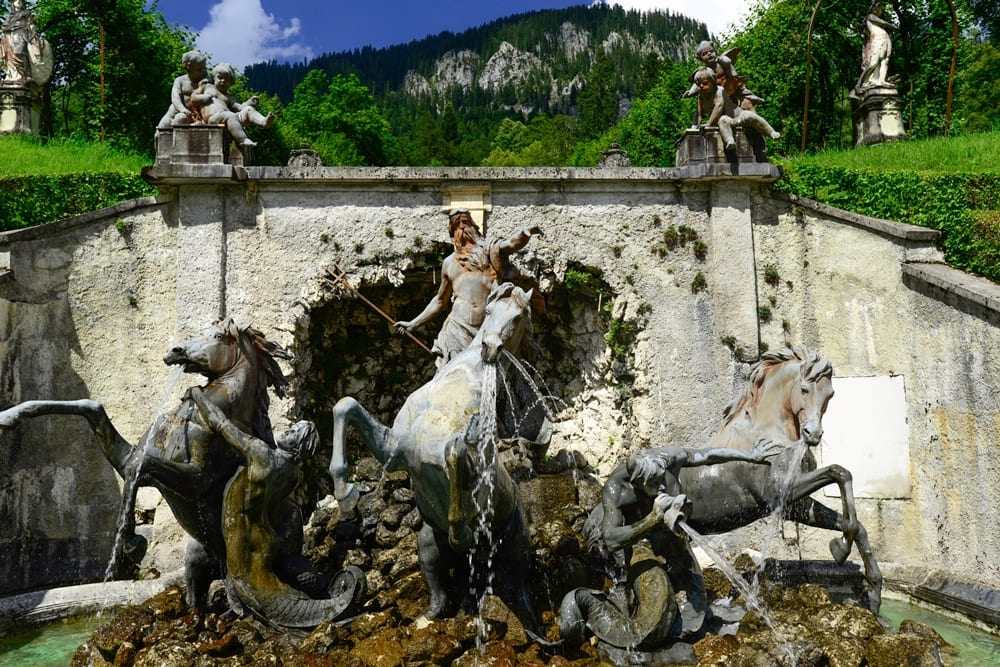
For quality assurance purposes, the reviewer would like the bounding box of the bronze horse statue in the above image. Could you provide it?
[680,345,882,612]
[0,318,290,606]
[329,282,548,620]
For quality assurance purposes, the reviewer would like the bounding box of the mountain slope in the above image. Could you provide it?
[245,4,708,116]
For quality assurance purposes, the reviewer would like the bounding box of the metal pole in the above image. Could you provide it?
[323,266,433,355]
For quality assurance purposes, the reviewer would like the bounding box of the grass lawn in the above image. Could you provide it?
[0,135,151,177]
[777,131,1000,175]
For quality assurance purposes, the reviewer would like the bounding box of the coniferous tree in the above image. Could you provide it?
[577,49,618,139]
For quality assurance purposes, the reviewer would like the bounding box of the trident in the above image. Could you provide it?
[323,264,433,355]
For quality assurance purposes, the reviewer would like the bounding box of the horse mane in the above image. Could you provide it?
[721,345,832,427]
[219,318,292,445]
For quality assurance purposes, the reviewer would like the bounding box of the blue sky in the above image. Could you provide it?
[153,0,749,70]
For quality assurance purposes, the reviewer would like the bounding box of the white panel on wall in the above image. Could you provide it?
[820,375,910,498]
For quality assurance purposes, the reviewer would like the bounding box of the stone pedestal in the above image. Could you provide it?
[675,126,768,168]
[155,126,247,166]
[852,85,906,147]
[0,82,40,134]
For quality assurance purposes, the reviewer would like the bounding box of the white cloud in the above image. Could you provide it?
[196,0,314,71]
[595,0,751,39]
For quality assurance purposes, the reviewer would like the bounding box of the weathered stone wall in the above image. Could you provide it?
[0,196,179,592]
[0,165,996,599]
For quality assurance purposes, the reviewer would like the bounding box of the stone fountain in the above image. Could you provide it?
[0,290,948,665]
[1,31,998,667]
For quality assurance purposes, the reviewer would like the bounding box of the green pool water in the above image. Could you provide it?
[880,597,1000,666]
[0,614,104,666]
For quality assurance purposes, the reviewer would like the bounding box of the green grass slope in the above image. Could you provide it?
[0,135,155,231]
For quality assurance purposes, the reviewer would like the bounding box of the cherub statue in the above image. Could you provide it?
[683,40,762,111]
[158,49,209,129]
[690,66,779,150]
[189,63,274,147]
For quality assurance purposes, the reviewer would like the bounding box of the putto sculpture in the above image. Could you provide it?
[157,49,209,129]
[677,40,779,164]
[190,63,274,148]
[155,51,273,164]
[689,66,780,151]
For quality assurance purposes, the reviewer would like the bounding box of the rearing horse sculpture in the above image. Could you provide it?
[329,282,548,621]
[0,318,290,606]
[679,345,882,612]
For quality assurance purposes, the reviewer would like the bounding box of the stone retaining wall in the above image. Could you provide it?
[0,165,995,602]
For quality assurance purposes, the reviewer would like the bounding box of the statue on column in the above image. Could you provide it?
[849,1,906,146]
[0,0,53,135]
[0,0,52,87]
[853,2,894,95]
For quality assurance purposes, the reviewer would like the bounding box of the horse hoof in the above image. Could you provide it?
[829,536,850,564]
[336,485,360,513]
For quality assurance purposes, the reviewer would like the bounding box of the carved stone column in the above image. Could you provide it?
[0,82,39,134]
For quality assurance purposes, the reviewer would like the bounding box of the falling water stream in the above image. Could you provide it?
[680,521,799,665]
[468,363,500,645]
[750,439,810,595]
[102,365,185,583]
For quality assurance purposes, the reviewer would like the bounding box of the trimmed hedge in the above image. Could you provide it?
[776,165,1000,283]
[0,173,156,231]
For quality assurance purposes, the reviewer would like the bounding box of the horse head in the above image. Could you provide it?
[479,282,533,364]
[164,318,243,378]
[727,345,834,446]
[164,318,292,442]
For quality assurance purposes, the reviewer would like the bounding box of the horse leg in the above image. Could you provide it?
[444,432,477,552]
[418,523,455,619]
[329,397,392,511]
[185,537,220,608]
[786,497,883,614]
[0,399,134,472]
[784,465,860,563]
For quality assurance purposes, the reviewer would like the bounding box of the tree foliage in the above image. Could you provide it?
[30,0,194,154]
[481,115,577,166]
[578,49,619,140]
[573,58,694,167]
[953,42,1000,133]
[281,70,395,166]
